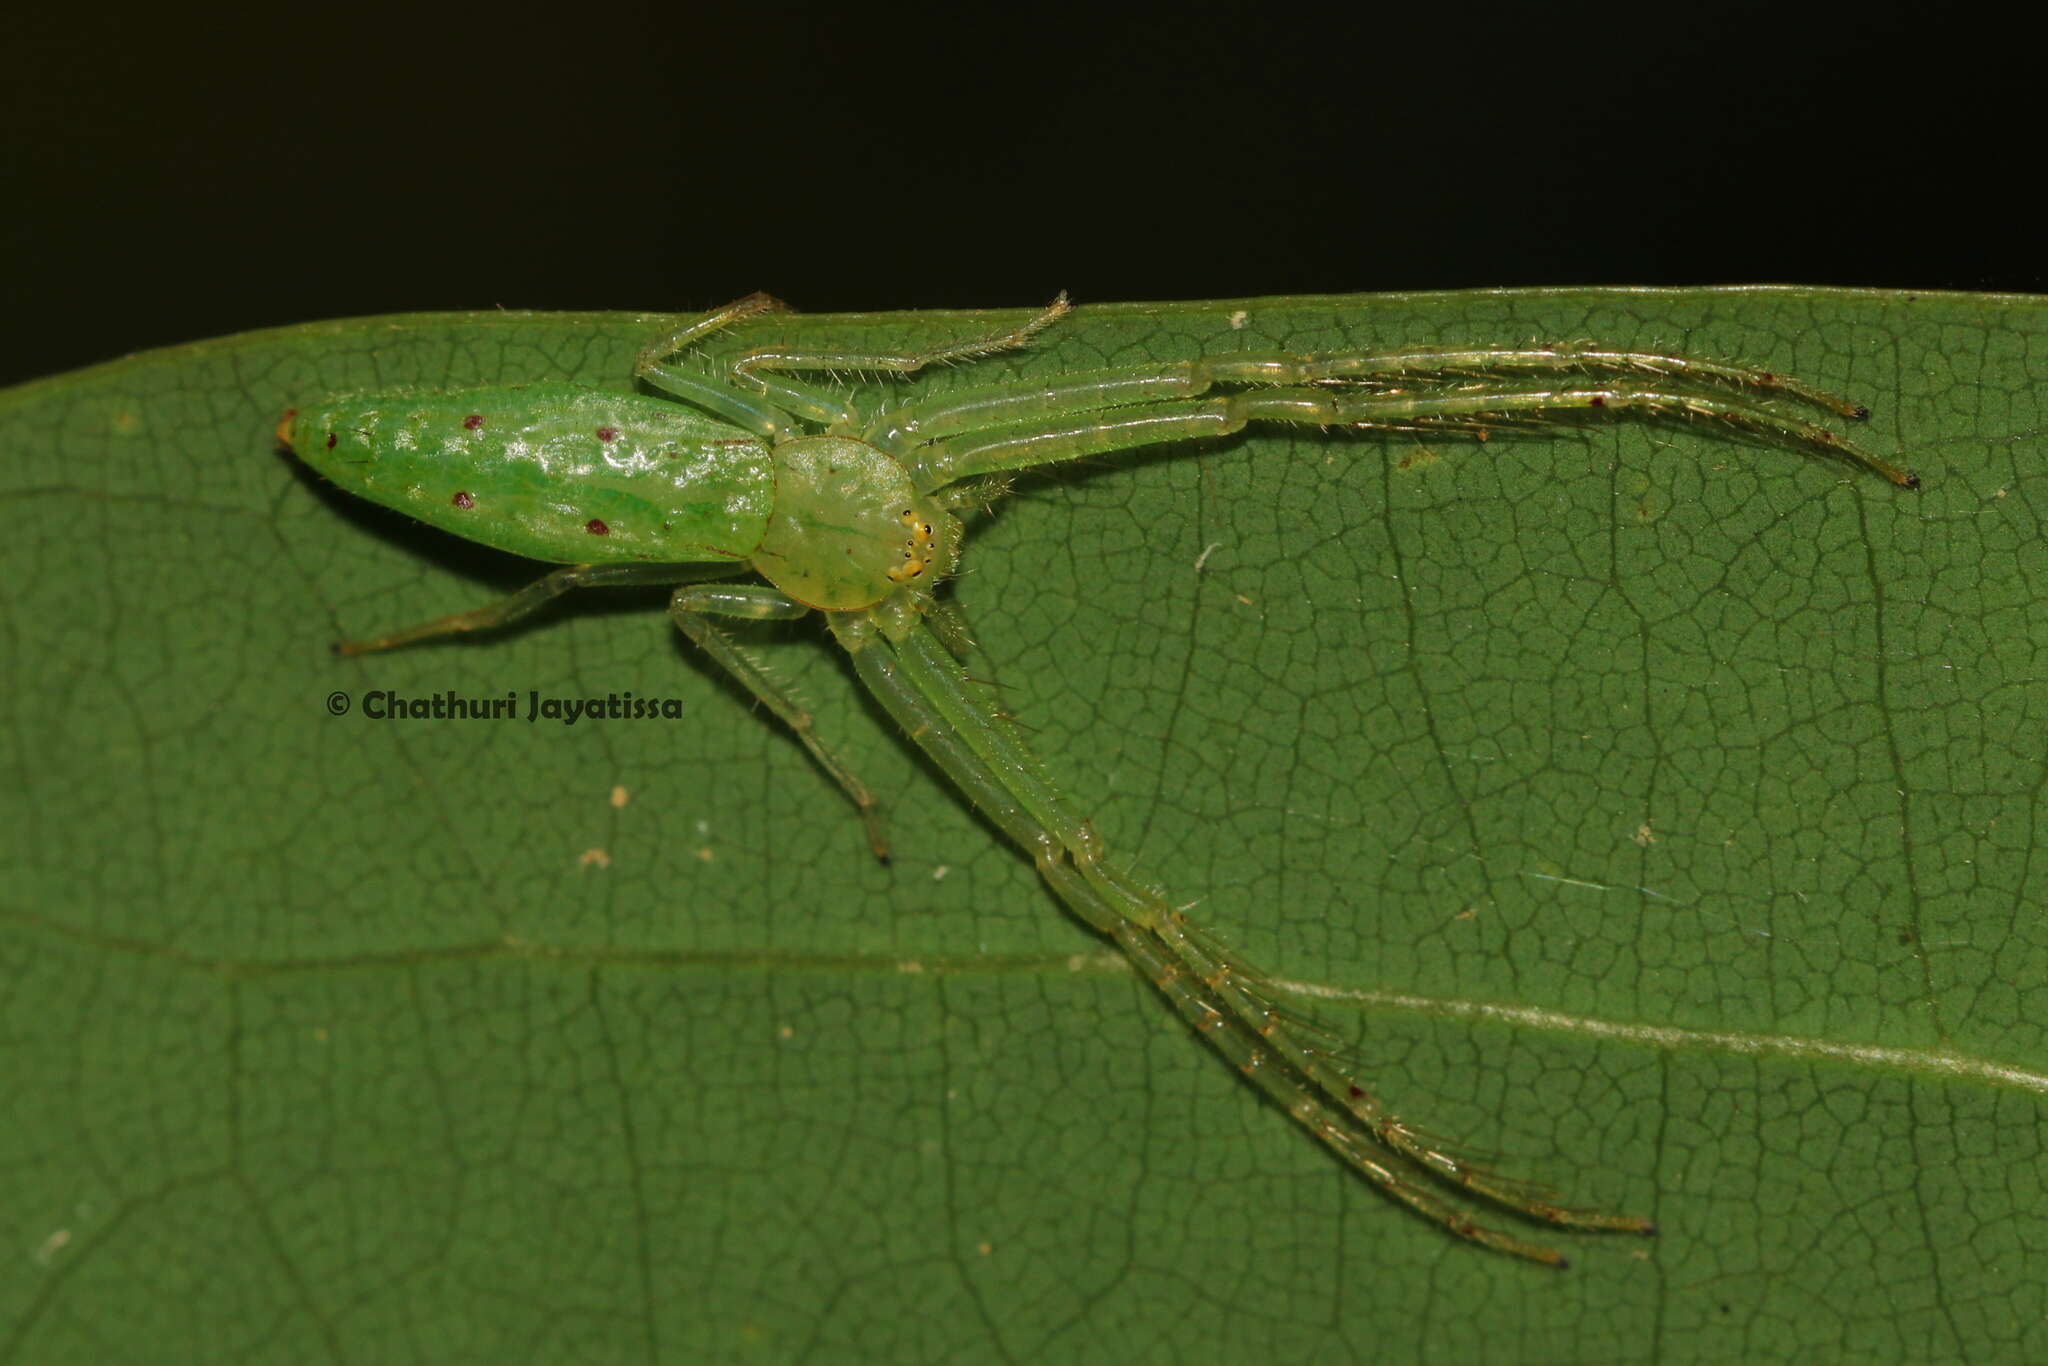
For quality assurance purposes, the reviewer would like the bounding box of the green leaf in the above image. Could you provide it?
[4,289,2043,1362]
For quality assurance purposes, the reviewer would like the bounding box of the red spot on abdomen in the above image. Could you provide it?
[596,426,619,442]
[463,414,485,431]
[452,490,475,509]
[585,518,610,536]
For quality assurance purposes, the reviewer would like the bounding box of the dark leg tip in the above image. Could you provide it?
[875,852,893,868]
[1639,1222,1659,1238]
[1904,472,1921,490]
[1850,404,1871,421]
[1553,1256,1572,1272]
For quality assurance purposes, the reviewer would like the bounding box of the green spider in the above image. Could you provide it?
[278,293,1911,1265]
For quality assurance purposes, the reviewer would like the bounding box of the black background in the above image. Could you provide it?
[4,5,2033,388]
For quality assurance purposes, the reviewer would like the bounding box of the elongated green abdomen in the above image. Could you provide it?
[280,384,776,565]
